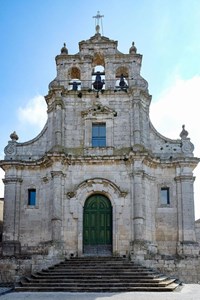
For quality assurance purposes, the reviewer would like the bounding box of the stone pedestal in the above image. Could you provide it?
[130,240,158,262]
[2,241,21,256]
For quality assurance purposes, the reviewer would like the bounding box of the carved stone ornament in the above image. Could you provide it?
[81,104,117,118]
[60,42,68,54]
[129,42,137,54]
[180,125,188,139]
[67,191,75,199]
[181,139,194,154]
[4,142,16,155]
[10,131,19,141]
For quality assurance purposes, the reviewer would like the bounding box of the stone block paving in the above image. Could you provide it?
[0,285,200,300]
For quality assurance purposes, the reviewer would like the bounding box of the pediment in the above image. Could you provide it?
[80,34,117,45]
[81,104,117,118]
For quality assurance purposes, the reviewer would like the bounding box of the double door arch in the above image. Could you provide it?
[83,194,112,255]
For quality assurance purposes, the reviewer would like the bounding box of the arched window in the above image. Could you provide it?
[115,66,129,78]
[115,67,129,90]
[92,53,105,91]
[69,67,81,91]
[92,65,105,91]
[70,67,80,79]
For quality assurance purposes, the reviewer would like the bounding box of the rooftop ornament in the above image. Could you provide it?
[10,131,19,142]
[180,124,189,139]
[93,11,104,35]
[129,42,137,54]
[60,43,68,55]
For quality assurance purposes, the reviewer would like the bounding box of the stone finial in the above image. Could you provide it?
[96,25,100,34]
[129,42,137,54]
[60,43,68,54]
[10,131,19,141]
[180,125,188,139]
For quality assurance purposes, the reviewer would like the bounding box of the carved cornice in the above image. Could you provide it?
[131,170,155,181]
[47,97,65,113]
[175,175,195,182]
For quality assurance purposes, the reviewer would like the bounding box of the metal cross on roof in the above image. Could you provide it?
[93,11,104,35]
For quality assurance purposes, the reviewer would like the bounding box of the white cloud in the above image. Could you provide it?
[150,76,200,144]
[150,76,200,220]
[0,95,47,197]
[18,95,47,128]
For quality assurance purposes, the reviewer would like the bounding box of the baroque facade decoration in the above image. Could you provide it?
[0,22,199,263]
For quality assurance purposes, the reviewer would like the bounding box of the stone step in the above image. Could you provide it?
[15,257,180,292]
[30,274,166,281]
[40,268,156,275]
[15,283,180,292]
[36,272,158,278]
[20,280,176,288]
[50,265,151,270]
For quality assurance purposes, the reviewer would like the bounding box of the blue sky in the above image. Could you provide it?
[1,0,200,218]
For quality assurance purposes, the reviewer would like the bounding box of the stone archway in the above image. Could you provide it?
[83,194,112,256]
[67,178,127,256]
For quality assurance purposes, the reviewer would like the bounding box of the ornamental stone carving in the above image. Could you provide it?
[4,142,16,156]
[181,139,194,155]
[4,131,19,157]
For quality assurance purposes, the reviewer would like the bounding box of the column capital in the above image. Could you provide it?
[3,177,23,184]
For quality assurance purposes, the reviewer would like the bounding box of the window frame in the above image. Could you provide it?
[160,187,170,206]
[92,123,106,147]
[28,188,36,206]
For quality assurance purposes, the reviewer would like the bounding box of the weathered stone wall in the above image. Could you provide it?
[0,198,3,242]
[0,252,200,284]
[1,155,197,257]
[0,245,64,283]
[195,220,200,242]
[143,256,200,283]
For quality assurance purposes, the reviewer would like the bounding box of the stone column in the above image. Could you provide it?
[54,99,63,146]
[133,170,144,240]
[2,177,22,255]
[132,99,141,145]
[51,171,63,242]
[175,174,196,242]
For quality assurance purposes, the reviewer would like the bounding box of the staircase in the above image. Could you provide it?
[15,257,180,292]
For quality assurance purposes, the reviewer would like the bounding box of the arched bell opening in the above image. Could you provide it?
[68,67,81,91]
[91,53,105,93]
[115,66,129,91]
[92,65,105,92]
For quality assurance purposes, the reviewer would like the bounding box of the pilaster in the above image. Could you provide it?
[54,98,64,146]
[132,99,141,145]
[2,177,22,255]
[175,174,196,243]
[51,171,64,243]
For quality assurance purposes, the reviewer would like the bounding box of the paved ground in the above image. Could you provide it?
[0,285,200,300]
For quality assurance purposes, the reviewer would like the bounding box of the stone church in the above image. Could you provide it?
[0,18,199,263]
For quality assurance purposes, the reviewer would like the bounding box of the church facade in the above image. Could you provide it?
[0,26,199,261]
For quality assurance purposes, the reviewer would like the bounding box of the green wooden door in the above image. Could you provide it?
[83,194,112,255]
